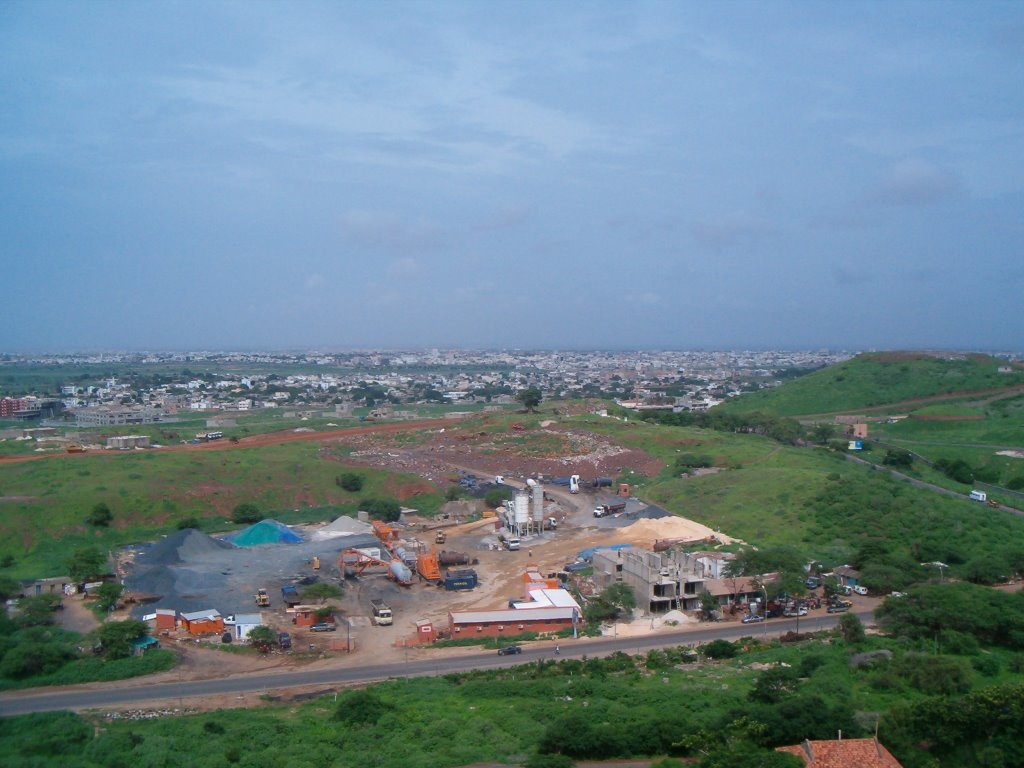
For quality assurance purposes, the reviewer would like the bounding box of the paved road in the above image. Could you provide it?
[0,610,872,717]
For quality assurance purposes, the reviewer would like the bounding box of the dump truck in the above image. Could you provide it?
[254,588,270,607]
[370,599,393,626]
[281,585,300,606]
[593,501,626,517]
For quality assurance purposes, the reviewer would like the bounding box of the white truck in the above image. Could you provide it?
[969,490,987,502]
[370,599,393,626]
[499,531,521,551]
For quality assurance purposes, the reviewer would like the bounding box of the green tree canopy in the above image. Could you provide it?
[66,546,107,582]
[97,619,147,660]
[361,497,401,522]
[231,502,262,524]
[86,502,113,527]
[515,387,543,412]
[302,582,344,604]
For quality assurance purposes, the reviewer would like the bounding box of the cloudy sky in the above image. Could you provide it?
[2,1,1022,352]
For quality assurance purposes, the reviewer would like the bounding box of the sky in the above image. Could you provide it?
[2,1,1022,353]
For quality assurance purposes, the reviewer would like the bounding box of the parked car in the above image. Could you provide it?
[497,645,522,656]
[804,577,820,589]
[741,613,765,624]
[310,622,336,632]
[784,607,808,617]
[852,585,868,596]
[277,632,292,649]
[827,604,849,613]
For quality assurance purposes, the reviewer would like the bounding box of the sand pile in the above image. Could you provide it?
[313,515,374,540]
[616,516,736,546]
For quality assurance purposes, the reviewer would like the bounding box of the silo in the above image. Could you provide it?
[532,483,544,530]
[514,492,529,535]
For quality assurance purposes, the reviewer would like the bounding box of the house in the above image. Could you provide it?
[832,565,862,588]
[154,609,177,633]
[291,606,331,627]
[225,613,264,642]
[448,607,579,638]
[179,609,224,635]
[776,737,903,767]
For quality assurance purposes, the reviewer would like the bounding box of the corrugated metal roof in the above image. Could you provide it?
[181,609,221,621]
[450,607,576,624]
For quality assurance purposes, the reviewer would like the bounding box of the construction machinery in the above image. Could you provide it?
[370,599,393,626]
[416,548,442,583]
[340,548,414,586]
[254,588,270,607]
[434,530,447,545]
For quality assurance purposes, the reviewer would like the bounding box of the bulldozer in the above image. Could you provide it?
[255,588,270,607]
[435,530,447,545]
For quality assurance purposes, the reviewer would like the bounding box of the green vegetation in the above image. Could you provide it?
[2,615,1020,767]
[717,352,1024,416]
[0,441,442,577]
[230,501,262,524]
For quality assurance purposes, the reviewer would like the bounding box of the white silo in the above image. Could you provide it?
[514,492,530,536]
[532,483,544,533]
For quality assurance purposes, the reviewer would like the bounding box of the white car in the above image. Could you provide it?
[852,585,868,596]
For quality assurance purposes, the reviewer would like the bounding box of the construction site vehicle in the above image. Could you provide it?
[417,549,443,583]
[255,588,270,607]
[499,531,521,551]
[988,498,999,508]
[312,556,321,570]
[370,599,393,626]
[435,530,447,545]
[444,568,478,591]
[438,550,471,566]
[277,632,292,649]
[65,443,86,453]
[281,585,300,606]
[569,475,580,493]
[593,502,627,518]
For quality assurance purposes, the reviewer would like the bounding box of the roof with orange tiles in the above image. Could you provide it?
[776,738,903,767]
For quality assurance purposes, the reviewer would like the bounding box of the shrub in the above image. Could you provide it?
[336,472,364,492]
[231,503,262,524]
[360,498,401,522]
[484,487,515,508]
[971,654,1000,677]
[86,502,113,527]
[701,639,738,659]
[334,689,394,726]
[176,516,201,530]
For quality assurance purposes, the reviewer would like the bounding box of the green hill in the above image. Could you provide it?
[719,352,1024,417]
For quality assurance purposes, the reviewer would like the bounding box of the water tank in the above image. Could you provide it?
[532,483,544,521]
[514,492,529,525]
[389,561,413,583]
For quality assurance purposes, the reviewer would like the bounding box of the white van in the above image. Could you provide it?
[969,490,987,502]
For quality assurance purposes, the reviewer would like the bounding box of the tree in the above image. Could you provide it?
[0,575,21,601]
[231,502,262,524]
[360,497,401,522]
[302,582,344,604]
[515,387,543,412]
[837,612,866,644]
[882,449,914,468]
[336,472,364,492]
[698,589,719,621]
[444,485,462,502]
[94,582,124,613]
[15,594,63,627]
[246,625,276,652]
[86,502,113,528]
[97,619,147,659]
[748,666,800,704]
[176,516,201,530]
[812,423,836,444]
[66,546,107,582]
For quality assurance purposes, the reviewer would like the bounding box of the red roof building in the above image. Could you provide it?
[776,738,903,767]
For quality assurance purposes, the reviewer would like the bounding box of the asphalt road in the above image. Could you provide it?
[0,609,873,717]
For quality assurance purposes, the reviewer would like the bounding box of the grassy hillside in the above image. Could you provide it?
[719,352,1024,417]
[0,442,441,577]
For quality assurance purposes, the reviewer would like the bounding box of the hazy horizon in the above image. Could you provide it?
[3,2,1022,351]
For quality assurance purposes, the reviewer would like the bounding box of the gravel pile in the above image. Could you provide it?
[125,529,382,618]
